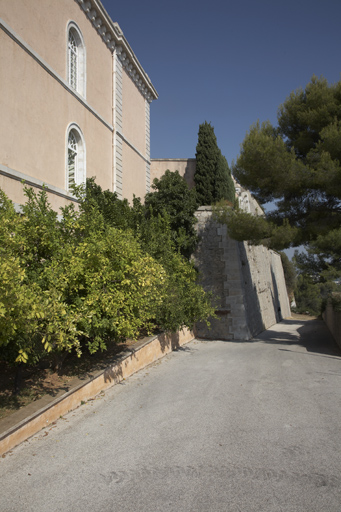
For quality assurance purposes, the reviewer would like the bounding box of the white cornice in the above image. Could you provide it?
[116,131,151,165]
[76,0,158,103]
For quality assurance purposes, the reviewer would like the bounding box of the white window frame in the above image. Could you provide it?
[66,124,86,192]
[67,22,86,97]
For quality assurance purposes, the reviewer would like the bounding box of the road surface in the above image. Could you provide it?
[1,317,341,511]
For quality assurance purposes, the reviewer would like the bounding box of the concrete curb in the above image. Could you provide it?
[0,328,194,456]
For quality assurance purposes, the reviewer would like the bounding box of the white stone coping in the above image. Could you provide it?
[197,205,214,211]
[0,164,79,204]
[151,158,196,162]
[117,131,151,165]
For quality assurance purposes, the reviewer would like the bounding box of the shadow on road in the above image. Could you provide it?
[254,318,341,360]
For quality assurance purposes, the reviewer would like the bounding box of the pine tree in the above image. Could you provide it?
[215,76,341,297]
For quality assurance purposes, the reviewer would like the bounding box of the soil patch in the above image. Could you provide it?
[0,338,144,423]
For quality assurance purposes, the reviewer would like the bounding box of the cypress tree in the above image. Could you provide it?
[214,153,235,204]
[194,122,219,206]
[195,121,235,206]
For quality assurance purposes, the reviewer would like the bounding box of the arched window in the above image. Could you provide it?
[66,125,86,191]
[67,23,86,96]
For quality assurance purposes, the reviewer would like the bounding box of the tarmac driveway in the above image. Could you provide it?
[1,317,341,512]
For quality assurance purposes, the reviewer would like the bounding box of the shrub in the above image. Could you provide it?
[144,170,198,259]
[0,180,214,371]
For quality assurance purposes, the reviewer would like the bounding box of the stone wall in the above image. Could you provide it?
[322,299,341,349]
[150,159,196,189]
[193,207,291,341]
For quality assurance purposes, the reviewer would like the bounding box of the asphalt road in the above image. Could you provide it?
[1,318,341,512]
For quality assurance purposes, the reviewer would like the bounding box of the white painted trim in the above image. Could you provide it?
[67,21,87,98]
[145,99,151,192]
[0,164,79,203]
[114,53,123,199]
[0,18,113,132]
[111,52,116,194]
[65,123,86,191]
[116,131,151,165]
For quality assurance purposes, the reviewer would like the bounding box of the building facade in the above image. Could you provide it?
[150,158,196,189]
[0,0,157,210]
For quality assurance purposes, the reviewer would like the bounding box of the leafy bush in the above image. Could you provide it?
[144,170,198,259]
[0,190,45,365]
[84,177,214,332]
[0,179,214,370]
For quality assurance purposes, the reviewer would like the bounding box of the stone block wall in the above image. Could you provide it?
[323,299,341,349]
[193,207,291,341]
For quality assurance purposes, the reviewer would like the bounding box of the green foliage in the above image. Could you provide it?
[214,154,235,204]
[0,190,44,364]
[293,272,338,316]
[329,293,341,313]
[293,245,341,316]
[195,121,235,206]
[212,202,299,251]
[84,177,214,332]
[195,122,218,205]
[233,120,303,205]
[84,177,134,231]
[231,75,341,299]
[294,274,323,316]
[0,179,214,368]
[233,77,341,248]
[155,252,214,332]
[144,170,198,259]
[279,252,297,301]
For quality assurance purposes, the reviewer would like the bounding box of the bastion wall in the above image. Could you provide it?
[193,207,291,340]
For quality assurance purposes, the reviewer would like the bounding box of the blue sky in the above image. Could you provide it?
[102,0,341,167]
[101,0,341,259]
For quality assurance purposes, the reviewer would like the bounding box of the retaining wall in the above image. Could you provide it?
[193,207,291,340]
[323,299,341,349]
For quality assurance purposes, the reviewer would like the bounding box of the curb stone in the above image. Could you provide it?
[0,328,194,456]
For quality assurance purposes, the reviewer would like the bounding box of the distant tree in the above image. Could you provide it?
[194,121,235,206]
[213,76,341,304]
[230,76,341,252]
[292,246,341,315]
[279,252,296,301]
[294,231,341,281]
[294,274,322,316]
